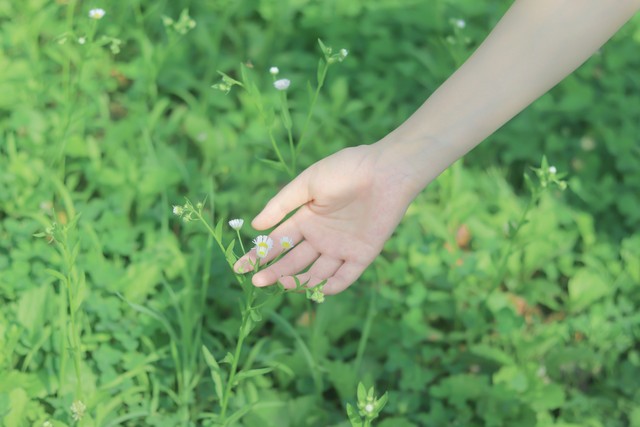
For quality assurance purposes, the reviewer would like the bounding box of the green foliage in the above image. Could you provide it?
[1,0,639,426]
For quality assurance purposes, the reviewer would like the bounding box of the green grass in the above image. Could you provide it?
[1,1,640,426]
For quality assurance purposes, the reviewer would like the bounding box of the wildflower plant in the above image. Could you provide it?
[346,382,389,427]
[172,199,325,424]
[34,215,88,420]
[494,155,568,287]
[211,39,349,177]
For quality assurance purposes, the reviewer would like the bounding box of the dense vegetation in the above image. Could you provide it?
[1,1,639,426]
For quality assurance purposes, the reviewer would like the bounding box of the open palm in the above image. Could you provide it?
[234,144,417,295]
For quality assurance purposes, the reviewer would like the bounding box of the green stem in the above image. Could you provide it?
[354,287,377,376]
[236,230,246,255]
[297,62,328,155]
[279,90,296,174]
[493,193,537,288]
[267,126,293,178]
[60,231,83,400]
[219,287,255,422]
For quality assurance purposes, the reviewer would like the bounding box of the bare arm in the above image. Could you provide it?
[378,0,640,196]
[237,0,640,295]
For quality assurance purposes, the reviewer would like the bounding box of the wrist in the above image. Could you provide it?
[371,131,453,200]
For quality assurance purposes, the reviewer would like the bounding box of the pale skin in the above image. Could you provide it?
[235,0,640,295]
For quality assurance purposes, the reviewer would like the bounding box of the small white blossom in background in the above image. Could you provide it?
[88,8,106,20]
[172,205,184,216]
[453,18,466,29]
[269,66,279,75]
[273,78,290,91]
[42,421,53,427]
[280,236,294,250]
[549,166,557,174]
[364,404,374,414]
[70,400,86,421]
[253,235,274,258]
[78,37,86,45]
[229,219,244,230]
[39,201,53,212]
[339,48,348,61]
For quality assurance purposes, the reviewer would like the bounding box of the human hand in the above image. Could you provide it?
[233,143,419,295]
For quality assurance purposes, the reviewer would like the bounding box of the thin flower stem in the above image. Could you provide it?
[354,286,377,376]
[235,230,246,255]
[59,229,84,400]
[219,314,247,421]
[493,194,537,288]
[220,283,256,422]
[278,89,296,174]
[192,209,243,285]
[297,63,328,155]
[267,126,294,178]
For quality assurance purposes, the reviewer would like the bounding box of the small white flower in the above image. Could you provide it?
[172,205,184,216]
[273,78,290,91]
[364,403,374,413]
[549,166,557,174]
[253,235,274,258]
[339,48,348,59]
[70,400,86,421]
[280,236,294,250]
[78,37,86,45]
[454,18,466,29]
[88,8,106,20]
[42,421,53,427]
[229,219,244,230]
[269,66,279,75]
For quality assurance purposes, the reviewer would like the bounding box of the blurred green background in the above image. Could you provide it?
[1,0,639,426]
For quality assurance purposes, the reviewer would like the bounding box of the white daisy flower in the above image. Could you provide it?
[273,78,290,91]
[253,235,273,258]
[269,66,279,75]
[228,219,244,230]
[88,8,106,20]
[280,236,294,250]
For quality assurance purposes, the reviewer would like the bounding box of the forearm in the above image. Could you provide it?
[376,0,640,196]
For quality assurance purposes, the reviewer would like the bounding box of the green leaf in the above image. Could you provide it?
[72,271,87,313]
[202,346,224,402]
[375,391,389,413]
[357,382,366,403]
[217,71,243,87]
[249,307,262,322]
[214,218,224,242]
[234,367,274,383]
[257,157,288,172]
[317,38,331,56]
[220,352,234,365]
[45,268,67,284]
[225,240,236,266]
[568,268,612,313]
[346,403,363,427]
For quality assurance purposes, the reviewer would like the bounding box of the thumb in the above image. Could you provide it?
[252,168,312,230]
